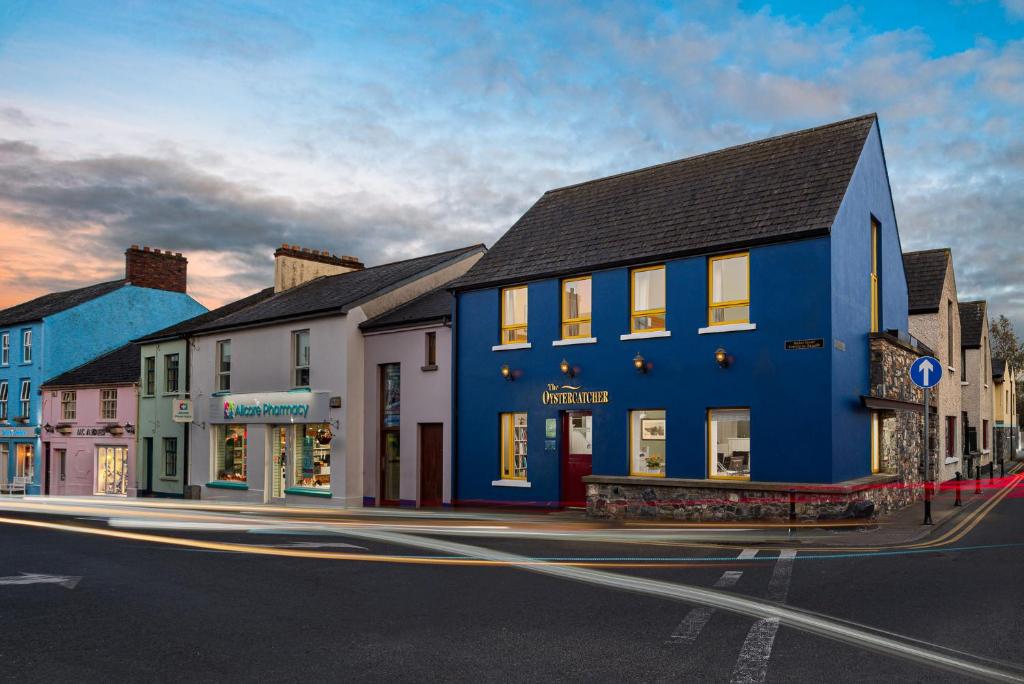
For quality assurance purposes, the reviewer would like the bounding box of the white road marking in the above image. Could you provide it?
[0,573,80,589]
[668,549,756,644]
[730,549,797,684]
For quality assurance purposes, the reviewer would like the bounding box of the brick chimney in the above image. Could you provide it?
[274,244,364,292]
[125,245,188,293]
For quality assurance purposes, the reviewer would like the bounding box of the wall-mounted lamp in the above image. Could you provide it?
[43,423,54,434]
[633,353,648,374]
[559,358,574,378]
[124,422,136,435]
[715,347,730,368]
[500,364,513,381]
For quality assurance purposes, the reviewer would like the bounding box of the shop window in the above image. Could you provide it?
[870,219,880,333]
[294,424,332,490]
[214,424,247,482]
[61,391,77,421]
[500,412,528,480]
[1,332,8,365]
[293,330,310,387]
[630,409,666,477]
[22,329,31,363]
[96,446,127,495]
[561,276,592,339]
[424,331,437,369]
[144,357,155,396]
[708,408,750,479]
[100,389,117,420]
[708,254,749,326]
[163,437,178,478]
[0,445,7,477]
[630,266,665,332]
[15,443,33,479]
[500,286,528,344]
[380,364,401,500]
[0,380,7,420]
[165,354,179,394]
[18,379,30,418]
[217,340,231,391]
[871,412,881,473]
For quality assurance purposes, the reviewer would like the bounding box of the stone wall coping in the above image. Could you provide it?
[870,331,932,357]
[582,473,900,493]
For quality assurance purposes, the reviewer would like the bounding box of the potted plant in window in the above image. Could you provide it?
[13,415,30,425]
[106,424,125,436]
[645,454,663,470]
[56,423,73,436]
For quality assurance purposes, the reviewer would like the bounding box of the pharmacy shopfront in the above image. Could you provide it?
[201,390,335,503]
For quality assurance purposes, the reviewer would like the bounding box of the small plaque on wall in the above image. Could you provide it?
[785,338,825,350]
[545,418,557,439]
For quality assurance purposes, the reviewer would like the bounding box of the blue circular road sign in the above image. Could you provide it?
[909,355,942,389]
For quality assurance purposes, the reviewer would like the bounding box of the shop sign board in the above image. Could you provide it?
[209,391,331,424]
[172,399,193,423]
[540,383,610,406]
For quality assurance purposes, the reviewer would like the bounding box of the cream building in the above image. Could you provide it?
[960,300,995,475]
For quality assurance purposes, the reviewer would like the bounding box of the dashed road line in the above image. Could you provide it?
[668,549,756,645]
[730,549,796,684]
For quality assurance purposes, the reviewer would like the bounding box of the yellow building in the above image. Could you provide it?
[992,358,1018,462]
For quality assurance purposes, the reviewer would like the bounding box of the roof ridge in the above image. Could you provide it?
[904,247,950,256]
[42,340,138,386]
[544,113,877,196]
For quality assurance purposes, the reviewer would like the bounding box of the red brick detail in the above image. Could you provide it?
[125,245,188,293]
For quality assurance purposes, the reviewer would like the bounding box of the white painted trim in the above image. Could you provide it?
[491,342,532,351]
[948,366,956,373]
[491,479,531,488]
[619,330,672,341]
[698,322,757,335]
[552,337,597,347]
[982,449,991,455]
[944,457,959,465]
[961,381,969,386]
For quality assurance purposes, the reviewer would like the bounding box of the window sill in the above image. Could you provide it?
[982,449,991,455]
[284,487,331,498]
[697,322,757,335]
[619,330,671,341]
[552,337,597,347]
[944,457,959,465]
[961,381,969,386]
[421,364,439,372]
[161,393,182,398]
[159,476,180,482]
[492,342,532,351]
[206,481,248,490]
[491,479,531,488]
[948,367,956,374]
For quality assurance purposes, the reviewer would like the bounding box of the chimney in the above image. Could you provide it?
[274,244,364,292]
[125,245,188,293]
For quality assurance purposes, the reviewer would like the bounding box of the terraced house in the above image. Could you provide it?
[959,300,995,476]
[452,114,934,520]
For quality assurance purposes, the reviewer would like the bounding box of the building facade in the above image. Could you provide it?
[904,249,963,483]
[0,246,205,494]
[360,287,457,507]
[992,358,1018,464]
[960,300,995,475]
[188,245,484,507]
[453,115,926,520]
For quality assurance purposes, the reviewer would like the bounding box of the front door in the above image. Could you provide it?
[269,426,289,501]
[419,423,443,507]
[561,411,592,507]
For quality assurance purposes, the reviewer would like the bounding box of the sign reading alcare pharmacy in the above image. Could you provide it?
[208,391,331,424]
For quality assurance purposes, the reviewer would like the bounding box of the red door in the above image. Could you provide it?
[561,411,592,507]
[419,423,443,507]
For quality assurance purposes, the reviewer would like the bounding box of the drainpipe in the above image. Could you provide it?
[449,299,458,508]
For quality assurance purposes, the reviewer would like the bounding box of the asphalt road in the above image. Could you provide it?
[0,484,1022,683]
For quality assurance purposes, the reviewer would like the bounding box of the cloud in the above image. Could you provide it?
[1003,0,1024,19]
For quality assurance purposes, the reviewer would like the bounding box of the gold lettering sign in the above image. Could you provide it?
[541,384,610,405]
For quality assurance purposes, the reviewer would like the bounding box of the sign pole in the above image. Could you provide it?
[923,386,932,525]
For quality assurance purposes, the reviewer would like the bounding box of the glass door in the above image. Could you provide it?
[270,426,289,500]
[96,446,127,495]
[379,363,401,504]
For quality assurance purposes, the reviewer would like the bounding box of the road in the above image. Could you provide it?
[0,477,1022,683]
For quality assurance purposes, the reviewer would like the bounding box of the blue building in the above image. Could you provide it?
[0,246,206,494]
[452,114,928,520]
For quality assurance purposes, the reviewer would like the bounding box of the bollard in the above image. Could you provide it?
[1001,459,1006,479]
[976,465,982,494]
[954,471,962,507]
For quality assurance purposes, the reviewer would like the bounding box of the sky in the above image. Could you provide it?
[0,0,1022,330]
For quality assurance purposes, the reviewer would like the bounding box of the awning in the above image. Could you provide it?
[860,395,932,414]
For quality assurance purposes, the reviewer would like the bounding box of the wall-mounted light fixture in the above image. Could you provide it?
[124,422,136,435]
[633,353,647,374]
[500,364,513,381]
[715,347,730,368]
[43,423,54,434]
[559,358,574,378]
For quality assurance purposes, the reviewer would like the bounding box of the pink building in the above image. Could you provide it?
[40,343,139,497]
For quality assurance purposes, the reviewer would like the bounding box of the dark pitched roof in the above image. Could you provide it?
[42,341,140,388]
[191,245,485,335]
[360,286,454,332]
[452,114,878,290]
[959,300,987,349]
[992,357,1006,380]
[903,249,951,314]
[0,279,126,327]
[136,287,276,343]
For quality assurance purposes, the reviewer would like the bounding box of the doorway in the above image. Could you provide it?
[269,426,289,501]
[419,423,443,507]
[96,446,128,495]
[561,411,593,507]
[379,363,401,505]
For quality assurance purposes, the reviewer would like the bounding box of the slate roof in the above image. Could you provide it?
[452,114,878,290]
[43,341,140,388]
[992,357,1006,380]
[959,300,987,349]
[191,245,485,335]
[360,286,454,332]
[0,279,126,327]
[903,249,951,314]
[136,287,276,343]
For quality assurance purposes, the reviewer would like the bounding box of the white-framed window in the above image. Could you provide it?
[163,437,178,478]
[144,356,155,395]
[22,329,32,363]
[217,340,231,391]
[18,379,30,417]
[164,353,179,394]
[100,388,117,420]
[292,330,310,387]
[0,381,7,420]
[61,390,77,421]
[1,332,8,365]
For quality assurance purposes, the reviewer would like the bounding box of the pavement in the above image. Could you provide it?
[0,470,1022,682]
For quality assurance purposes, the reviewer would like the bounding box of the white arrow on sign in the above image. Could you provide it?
[0,573,81,589]
[918,358,935,386]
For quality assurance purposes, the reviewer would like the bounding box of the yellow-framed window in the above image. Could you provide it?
[708,408,751,480]
[630,265,666,333]
[561,276,592,339]
[500,286,528,345]
[708,253,749,325]
[870,411,881,473]
[870,219,880,333]
[629,409,666,477]
[500,412,528,480]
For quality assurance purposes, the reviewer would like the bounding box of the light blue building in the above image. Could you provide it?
[0,246,206,494]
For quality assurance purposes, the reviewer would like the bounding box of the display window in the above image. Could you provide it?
[294,423,332,490]
[708,408,750,479]
[500,412,528,480]
[629,409,666,476]
[214,424,247,482]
